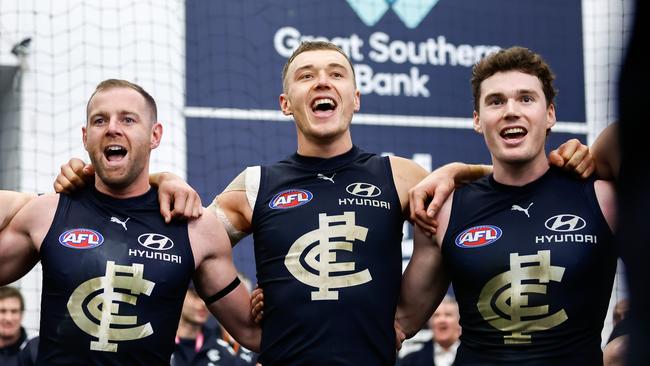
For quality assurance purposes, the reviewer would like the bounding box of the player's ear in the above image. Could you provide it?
[280,94,292,116]
[546,103,556,130]
[82,125,89,151]
[353,89,360,112]
[150,122,163,149]
[473,111,483,134]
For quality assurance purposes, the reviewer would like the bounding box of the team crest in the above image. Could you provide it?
[67,261,155,352]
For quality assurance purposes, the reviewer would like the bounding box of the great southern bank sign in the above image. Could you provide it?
[274,26,500,98]
[186,0,585,120]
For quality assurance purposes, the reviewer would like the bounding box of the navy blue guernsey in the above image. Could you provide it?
[442,167,616,366]
[252,146,404,366]
[37,187,195,365]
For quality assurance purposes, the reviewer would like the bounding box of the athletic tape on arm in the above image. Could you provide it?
[208,166,260,245]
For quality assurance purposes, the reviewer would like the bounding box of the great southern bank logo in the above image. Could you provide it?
[346,0,440,29]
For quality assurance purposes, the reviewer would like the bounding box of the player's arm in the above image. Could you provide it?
[407,162,491,236]
[53,158,202,222]
[547,126,620,181]
[396,194,453,338]
[0,194,58,285]
[410,139,597,235]
[388,156,430,216]
[149,172,203,223]
[207,168,256,246]
[591,123,619,181]
[189,208,261,352]
[0,191,37,231]
[53,158,93,193]
[595,180,617,233]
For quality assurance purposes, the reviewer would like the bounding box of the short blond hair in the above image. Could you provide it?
[86,79,157,121]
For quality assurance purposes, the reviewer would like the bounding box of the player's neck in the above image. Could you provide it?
[176,321,202,339]
[297,133,353,158]
[492,154,549,186]
[94,174,151,199]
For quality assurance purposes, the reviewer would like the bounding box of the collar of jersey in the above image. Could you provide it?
[89,186,158,209]
[287,145,363,171]
[487,166,565,193]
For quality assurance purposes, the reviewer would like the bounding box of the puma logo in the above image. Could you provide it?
[110,216,130,231]
[317,173,336,183]
[511,202,533,218]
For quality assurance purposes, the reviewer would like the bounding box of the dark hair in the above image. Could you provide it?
[471,46,557,112]
[0,286,25,311]
[282,41,356,92]
[86,79,157,121]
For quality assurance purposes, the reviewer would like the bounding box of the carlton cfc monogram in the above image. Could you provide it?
[285,212,372,300]
[66,261,155,352]
[477,250,568,344]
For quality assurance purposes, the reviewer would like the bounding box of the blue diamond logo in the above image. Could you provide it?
[346,0,391,27]
[392,0,440,29]
[347,0,439,29]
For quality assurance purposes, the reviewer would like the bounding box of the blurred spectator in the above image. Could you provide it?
[398,296,461,366]
[0,286,30,366]
[219,325,258,366]
[171,284,241,366]
[604,299,630,366]
[612,299,629,328]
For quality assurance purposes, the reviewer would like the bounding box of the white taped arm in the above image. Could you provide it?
[207,166,260,245]
[210,200,247,245]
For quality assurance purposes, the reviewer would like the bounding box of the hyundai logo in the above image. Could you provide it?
[544,214,586,232]
[137,233,174,251]
[346,183,381,197]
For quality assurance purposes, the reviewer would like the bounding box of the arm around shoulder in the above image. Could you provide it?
[388,156,429,212]
[0,194,59,285]
[406,160,488,235]
[0,191,37,230]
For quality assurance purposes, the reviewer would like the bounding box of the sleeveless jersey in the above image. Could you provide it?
[442,167,616,365]
[252,146,404,365]
[37,187,195,365]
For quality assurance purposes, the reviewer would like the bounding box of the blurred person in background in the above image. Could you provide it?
[0,286,31,366]
[604,298,629,366]
[398,296,461,366]
[172,284,243,366]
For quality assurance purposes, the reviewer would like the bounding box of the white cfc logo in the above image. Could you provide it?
[66,261,155,352]
[477,250,567,344]
[285,212,372,300]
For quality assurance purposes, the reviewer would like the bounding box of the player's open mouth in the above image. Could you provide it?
[311,98,337,115]
[104,145,128,162]
[500,127,527,140]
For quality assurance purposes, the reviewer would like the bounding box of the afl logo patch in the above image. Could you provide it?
[58,228,104,249]
[269,189,313,209]
[455,225,502,248]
